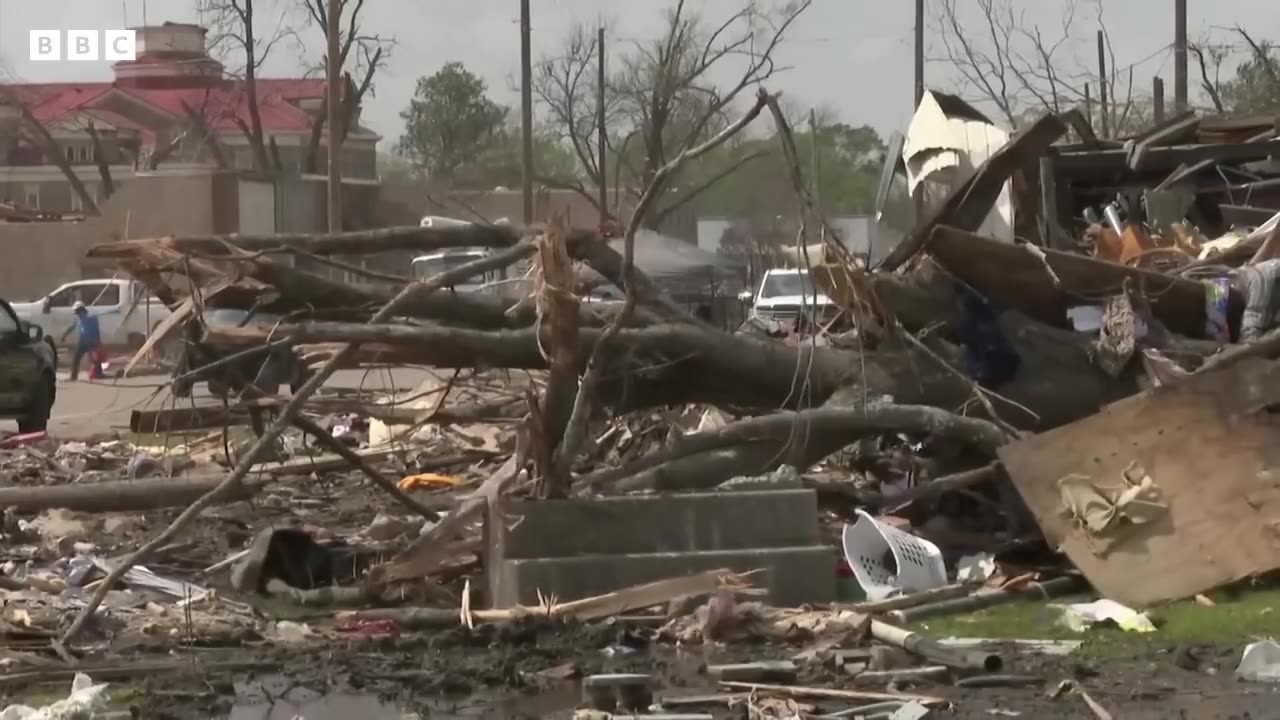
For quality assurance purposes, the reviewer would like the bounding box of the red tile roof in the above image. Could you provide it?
[11,77,327,138]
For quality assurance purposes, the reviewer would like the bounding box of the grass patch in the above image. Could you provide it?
[915,588,1280,657]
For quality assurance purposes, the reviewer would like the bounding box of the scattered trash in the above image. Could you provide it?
[956,553,997,584]
[0,673,107,719]
[1236,640,1280,683]
[0,62,1276,720]
[842,510,947,601]
[396,472,463,491]
[1053,600,1157,633]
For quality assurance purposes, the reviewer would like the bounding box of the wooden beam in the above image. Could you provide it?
[1220,204,1280,228]
[1127,112,1199,170]
[1059,139,1280,173]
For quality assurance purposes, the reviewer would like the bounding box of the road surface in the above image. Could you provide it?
[15,368,439,440]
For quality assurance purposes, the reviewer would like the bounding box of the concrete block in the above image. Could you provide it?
[496,489,820,559]
[492,545,835,608]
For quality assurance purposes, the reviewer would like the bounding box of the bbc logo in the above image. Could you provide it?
[29,30,137,61]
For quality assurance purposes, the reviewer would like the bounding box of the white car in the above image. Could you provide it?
[742,268,840,327]
[10,278,172,349]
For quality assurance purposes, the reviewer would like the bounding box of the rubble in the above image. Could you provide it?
[3,94,1280,719]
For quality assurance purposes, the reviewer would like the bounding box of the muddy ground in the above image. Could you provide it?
[7,624,1277,718]
[4,444,1278,718]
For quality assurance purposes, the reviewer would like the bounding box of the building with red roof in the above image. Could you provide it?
[0,22,380,213]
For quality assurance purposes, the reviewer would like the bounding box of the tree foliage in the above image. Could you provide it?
[697,123,886,220]
[458,125,582,190]
[398,62,509,182]
[1217,31,1280,114]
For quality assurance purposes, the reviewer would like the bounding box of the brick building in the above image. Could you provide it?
[0,22,379,214]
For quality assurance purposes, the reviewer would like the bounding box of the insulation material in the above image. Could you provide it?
[902,91,1014,243]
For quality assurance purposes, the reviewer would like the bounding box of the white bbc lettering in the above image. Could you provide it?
[26,30,136,61]
[104,30,137,61]
[30,30,61,61]
[67,30,99,61]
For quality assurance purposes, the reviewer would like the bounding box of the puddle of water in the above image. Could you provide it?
[228,675,411,720]
[228,692,409,720]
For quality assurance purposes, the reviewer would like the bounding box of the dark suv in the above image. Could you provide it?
[0,298,57,433]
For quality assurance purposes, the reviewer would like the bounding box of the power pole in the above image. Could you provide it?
[1174,0,1188,112]
[1096,30,1109,138]
[325,0,342,233]
[1084,83,1092,131]
[520,0,534,225]
[1153,76,1166,124]
[912,0,924,226]
[597,26,607,224]
[913,0,924,107]
[809,108,822,244]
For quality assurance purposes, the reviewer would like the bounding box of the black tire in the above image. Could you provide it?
[18,374,53,433]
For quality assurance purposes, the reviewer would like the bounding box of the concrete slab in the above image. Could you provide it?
[491,545,835,608]
[496,489,820,559]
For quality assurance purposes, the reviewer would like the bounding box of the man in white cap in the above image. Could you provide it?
[69,301,103,381]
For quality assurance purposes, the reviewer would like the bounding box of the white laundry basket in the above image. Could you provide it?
[842,510,947,601]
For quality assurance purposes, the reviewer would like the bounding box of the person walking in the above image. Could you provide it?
[68,301,103,381]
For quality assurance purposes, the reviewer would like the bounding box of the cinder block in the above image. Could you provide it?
[491,545,835,608]
[497,489,820,559]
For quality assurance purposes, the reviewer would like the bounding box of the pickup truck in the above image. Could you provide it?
[740,268,841,330]
[10,278,172,351]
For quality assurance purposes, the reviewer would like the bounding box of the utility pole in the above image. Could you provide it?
[913,0,924,107]
[1084,83,1092,132]
[809,108,822,243]
[1153,76,1166,124]
[912,0,924,226]
[597,26,607,224]
[1174,0,1188,112]
[1096,30,1109,138]
[325,0,343,233]
[520,0,534,225]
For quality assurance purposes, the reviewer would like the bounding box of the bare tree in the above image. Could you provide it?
[532,25,626,213]
[298,0,393,172]
[535,0,811,230]
[199,0,298,173]
[1188,38,1228,114]
[930,0,1141,134]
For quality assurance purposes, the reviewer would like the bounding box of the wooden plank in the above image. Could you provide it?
[998,357,1280,607]
[876,112,1068,272]
[1220,204,1280,227]
[926,225,1233,338]
[1058,139,1280,173]
[1128,112,1199,170]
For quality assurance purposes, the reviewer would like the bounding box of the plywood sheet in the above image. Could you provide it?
[999,357,1280,606]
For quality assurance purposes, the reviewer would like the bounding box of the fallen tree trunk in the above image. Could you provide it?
[0,475,265,513]
[586,404,1008,494]
[204,298,1136,429]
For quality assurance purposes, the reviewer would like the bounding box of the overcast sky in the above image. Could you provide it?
[1,0,1277,148]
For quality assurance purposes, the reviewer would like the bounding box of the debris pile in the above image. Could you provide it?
[3,93,1280,717]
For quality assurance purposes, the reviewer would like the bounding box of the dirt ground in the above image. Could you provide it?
[10,624,1277,718]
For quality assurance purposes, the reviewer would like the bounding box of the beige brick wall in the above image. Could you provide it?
[0,173,221,301]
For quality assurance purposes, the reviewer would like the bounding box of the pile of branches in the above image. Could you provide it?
[55,93,1171,648]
